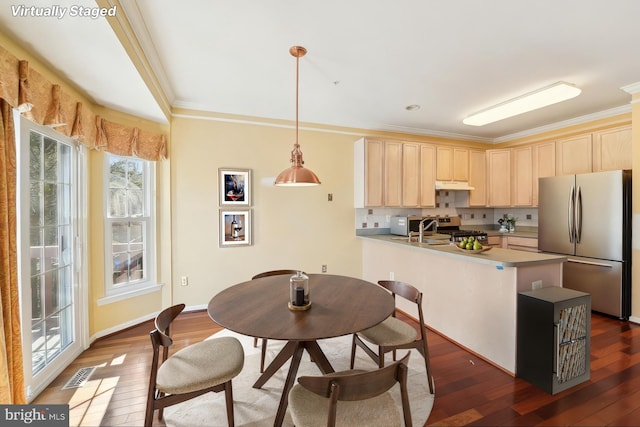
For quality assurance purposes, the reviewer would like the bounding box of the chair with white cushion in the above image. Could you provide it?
[144,304,244,427]
[288,353,412,427]
[350,280,434,394]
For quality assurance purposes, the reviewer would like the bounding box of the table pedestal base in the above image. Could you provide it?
[253,340,335,427]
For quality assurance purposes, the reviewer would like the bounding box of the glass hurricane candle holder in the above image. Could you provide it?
[288,271,311,311]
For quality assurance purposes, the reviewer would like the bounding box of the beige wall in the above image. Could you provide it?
[631,91,640,320]
[169,115,363,307]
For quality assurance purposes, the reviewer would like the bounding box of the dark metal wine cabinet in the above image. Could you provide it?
[517,287,591,394]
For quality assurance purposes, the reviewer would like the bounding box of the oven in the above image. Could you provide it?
[432,216,488,243]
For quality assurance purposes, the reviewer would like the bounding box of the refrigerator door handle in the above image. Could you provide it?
[575,186,582,244]
[567,258,613,268]
[568,185,575,243]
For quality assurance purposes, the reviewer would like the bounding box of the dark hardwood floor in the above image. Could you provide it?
[34,310,640,426]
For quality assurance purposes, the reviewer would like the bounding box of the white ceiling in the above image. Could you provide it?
[2,0,639,142]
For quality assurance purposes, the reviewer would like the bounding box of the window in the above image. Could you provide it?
[102,154,158,303]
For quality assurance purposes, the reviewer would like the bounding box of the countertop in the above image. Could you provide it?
[358,234,565,267]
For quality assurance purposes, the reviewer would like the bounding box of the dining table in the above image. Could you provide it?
[207,273,395,427]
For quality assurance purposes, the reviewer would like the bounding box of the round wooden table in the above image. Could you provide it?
[208,274,394,427]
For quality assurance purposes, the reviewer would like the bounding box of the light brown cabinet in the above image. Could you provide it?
[468,150,486,206]
[419,144,437,207]
[353,138,384,207]
[532,141,556,206]
[556,134,592,175]
[401,142,420,207]
[486,235,503,248]
[383,141,403,207]
[436,146,469,181]
[512,146,533,206]
[592,125,632,172]
[486,149,511,207]
[354,138,436,208]
[504,236,538,252]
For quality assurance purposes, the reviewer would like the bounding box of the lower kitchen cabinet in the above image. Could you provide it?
[517,287,591,394]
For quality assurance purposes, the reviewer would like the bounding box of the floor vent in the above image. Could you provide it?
[62,366,97,390]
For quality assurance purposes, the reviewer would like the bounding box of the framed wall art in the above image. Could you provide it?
[219,168,251,206]
[219,209,252,247]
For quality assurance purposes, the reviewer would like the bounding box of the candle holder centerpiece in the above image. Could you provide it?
[288,271,311,311]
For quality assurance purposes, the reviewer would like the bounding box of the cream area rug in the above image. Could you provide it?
[163,329,435,426]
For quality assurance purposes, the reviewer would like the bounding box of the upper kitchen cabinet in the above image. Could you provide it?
[486,149,511,207]
[354,138,436,208]
[466,150,487,206]
[384,141,403,206]
[436,146,469,181]
[354,138,384,207]
[511,146,533,206]
[419,144,437,207]
[556,134,592,175]
[592,125,632,172]
[532,141,556,206]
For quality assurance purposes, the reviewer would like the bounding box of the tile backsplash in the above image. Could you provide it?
[355,205,538,231]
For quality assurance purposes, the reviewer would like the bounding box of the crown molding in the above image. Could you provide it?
[493,104,632,143]
[173,101,632,145]
[97,0,173,121]
[621,81,640,95]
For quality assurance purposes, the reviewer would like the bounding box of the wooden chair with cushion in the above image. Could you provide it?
[145,303,244,427]
[251,269,304,373]
[350,280,434,394]
[288,353,412,427]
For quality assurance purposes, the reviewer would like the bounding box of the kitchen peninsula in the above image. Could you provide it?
[359,235,567,374]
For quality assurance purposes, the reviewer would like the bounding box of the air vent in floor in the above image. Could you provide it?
[62,366,97,390]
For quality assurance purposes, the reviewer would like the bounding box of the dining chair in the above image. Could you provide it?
[350,280,434,394]
[251,269,305,373]
[145,303,244,427]
[288,353,412,427]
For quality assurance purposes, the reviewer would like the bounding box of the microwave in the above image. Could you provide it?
[390,216,436,236]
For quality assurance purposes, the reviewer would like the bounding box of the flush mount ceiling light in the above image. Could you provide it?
[463,81,581,126]
[274,46,321,187]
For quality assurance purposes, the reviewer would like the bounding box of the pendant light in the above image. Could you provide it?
[274,46,321,186]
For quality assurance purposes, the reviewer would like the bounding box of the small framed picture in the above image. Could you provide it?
[219,168,251,206]
[219,209,252,247]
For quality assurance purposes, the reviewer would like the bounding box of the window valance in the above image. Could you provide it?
[0,44,166,161]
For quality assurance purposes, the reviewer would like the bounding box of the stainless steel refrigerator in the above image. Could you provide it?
[538,170,631,320]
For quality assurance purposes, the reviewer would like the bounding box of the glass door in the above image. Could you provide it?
[16,114,86,401]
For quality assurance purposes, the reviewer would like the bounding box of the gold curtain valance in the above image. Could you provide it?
[96,116,167,161]
[0,44,167,161]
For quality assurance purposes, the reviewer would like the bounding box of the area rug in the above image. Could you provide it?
[164,329,435,426]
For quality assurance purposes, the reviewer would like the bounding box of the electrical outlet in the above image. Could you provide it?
[328,193,333,201]
[322,264,327,273]
[532,280,542,290]
[389,272,395,280]
[181,276,189,286]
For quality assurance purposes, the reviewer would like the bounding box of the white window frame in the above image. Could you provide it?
[15,112,89,401]
[99,154,160,305]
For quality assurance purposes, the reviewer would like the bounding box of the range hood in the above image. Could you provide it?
[435,180,475,191]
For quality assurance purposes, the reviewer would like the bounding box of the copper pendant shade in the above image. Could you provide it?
[274,46,321,186]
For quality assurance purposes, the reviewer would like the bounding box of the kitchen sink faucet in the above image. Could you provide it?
[419,218,438,243]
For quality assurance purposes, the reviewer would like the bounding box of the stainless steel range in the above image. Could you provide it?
[431,216,488,243]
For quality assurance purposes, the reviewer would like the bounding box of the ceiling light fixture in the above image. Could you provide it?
[274,46,321,187]
[462,81,581,126]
